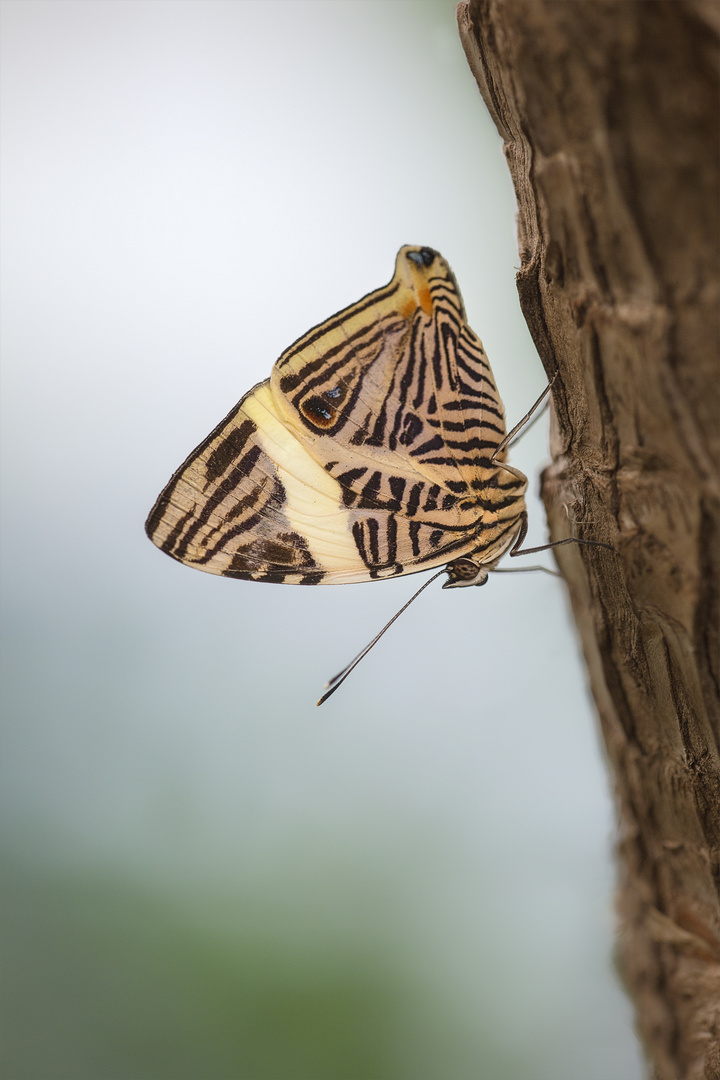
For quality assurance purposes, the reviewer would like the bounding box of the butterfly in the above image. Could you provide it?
[146,245,533,591]
[146,246,610,700]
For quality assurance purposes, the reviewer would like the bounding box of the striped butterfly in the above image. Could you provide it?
[146,246,598,699]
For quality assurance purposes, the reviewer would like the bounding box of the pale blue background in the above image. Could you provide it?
[1,2,643,1077]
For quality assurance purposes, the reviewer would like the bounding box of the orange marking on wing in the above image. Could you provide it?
[399,297,418,320]
[418,286,433,316]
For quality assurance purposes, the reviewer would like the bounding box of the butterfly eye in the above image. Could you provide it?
[301,395,337,428]
[443,558,489,588]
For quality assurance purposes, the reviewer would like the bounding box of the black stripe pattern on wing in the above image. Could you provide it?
[144,386,329,584]
[146,245,529,585]
[268,246,527,579]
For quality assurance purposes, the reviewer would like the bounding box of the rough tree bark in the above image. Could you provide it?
[457,2,720,1078]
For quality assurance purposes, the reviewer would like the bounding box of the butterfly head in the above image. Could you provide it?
[395,246,466,322]
[442,557,491,588]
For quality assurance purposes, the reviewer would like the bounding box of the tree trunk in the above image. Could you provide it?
[456,2,720,1077]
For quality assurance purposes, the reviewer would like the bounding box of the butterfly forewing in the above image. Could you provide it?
[145,246,528,584]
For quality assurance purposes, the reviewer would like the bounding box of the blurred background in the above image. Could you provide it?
[1,2,644,1077]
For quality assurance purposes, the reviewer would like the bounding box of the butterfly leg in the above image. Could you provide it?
[489,564,561,578]
[492,373,558,461]
[508,511,616,558]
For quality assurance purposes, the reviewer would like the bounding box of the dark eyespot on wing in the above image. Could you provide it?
[301,395,336,428]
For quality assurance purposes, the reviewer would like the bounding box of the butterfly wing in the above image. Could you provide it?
[145,378,395,584]
[145,246,528,583]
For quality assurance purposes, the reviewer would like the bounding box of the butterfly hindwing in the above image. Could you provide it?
[146,381,366,583]
[145,246,528,583]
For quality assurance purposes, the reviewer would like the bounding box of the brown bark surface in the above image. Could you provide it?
[457,2,720,1077]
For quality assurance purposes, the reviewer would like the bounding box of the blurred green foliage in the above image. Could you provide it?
[1,855,521,1080]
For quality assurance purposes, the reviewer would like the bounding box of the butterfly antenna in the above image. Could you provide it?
[317,567,447,706]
